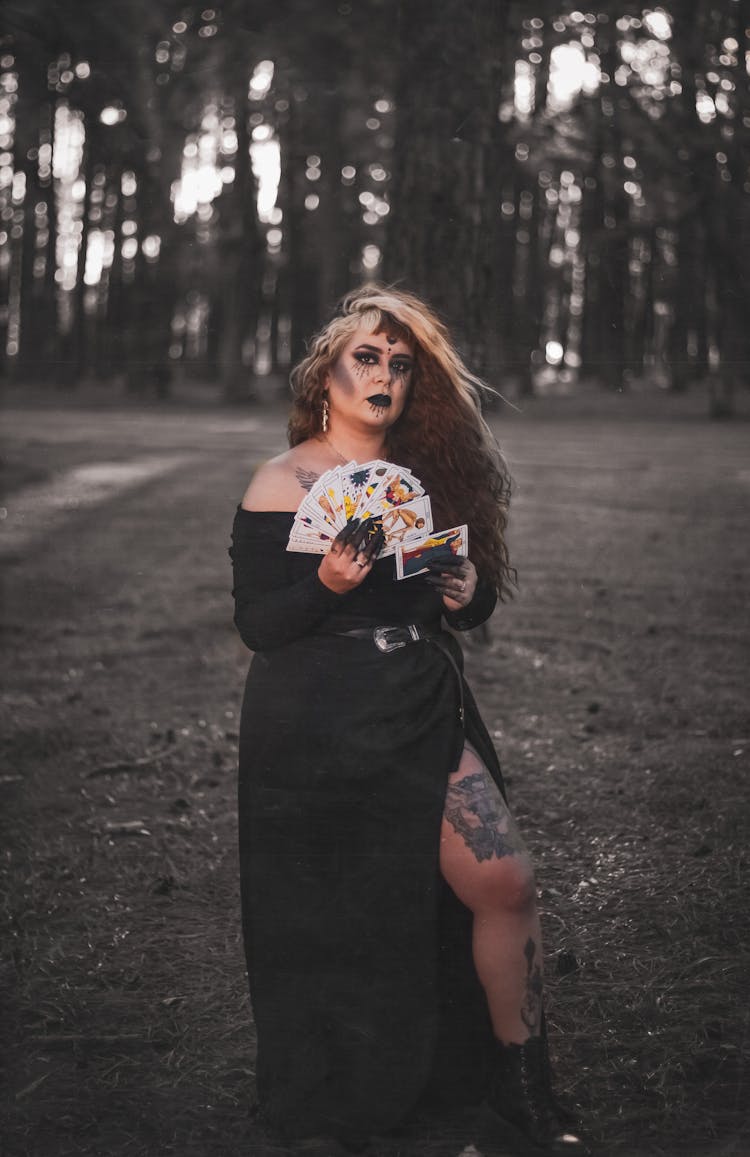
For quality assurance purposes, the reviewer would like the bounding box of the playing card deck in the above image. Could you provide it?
[287,459,468,578]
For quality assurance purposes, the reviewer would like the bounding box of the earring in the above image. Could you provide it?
[321,396,329,433]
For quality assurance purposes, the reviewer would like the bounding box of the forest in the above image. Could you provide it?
[1,1,748,406]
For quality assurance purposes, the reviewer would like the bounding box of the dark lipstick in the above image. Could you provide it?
[366,394,392,408]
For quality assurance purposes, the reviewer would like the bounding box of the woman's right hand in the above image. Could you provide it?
[318,519,385,594]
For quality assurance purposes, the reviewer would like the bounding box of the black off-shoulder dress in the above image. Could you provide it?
[230,508,507,1140]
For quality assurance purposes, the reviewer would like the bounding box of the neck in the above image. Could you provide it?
[322,423,387,464]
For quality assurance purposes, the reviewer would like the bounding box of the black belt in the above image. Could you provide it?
[328,622,465,724]
[332,622,441,653]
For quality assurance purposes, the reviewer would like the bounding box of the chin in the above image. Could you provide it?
[374,409,394,421]
[366,405,399,422]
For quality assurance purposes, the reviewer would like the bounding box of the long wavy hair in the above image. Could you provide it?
[288,284,516,599]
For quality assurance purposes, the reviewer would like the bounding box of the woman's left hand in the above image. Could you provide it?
[424,556,477,612]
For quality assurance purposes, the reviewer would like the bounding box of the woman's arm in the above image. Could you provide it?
[232,460,344,651]
[424,555,498,631]
[230,513,344,652]
[442,576,497,631]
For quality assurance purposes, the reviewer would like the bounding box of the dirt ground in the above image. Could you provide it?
[1,391,749,1156]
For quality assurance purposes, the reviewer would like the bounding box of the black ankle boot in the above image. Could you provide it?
[539,1012,579,1129]
[476,1036,591,1156]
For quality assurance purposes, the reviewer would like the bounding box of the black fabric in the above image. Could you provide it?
[230,508,506,1139]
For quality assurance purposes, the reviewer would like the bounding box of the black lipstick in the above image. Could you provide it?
[366,394,392,408]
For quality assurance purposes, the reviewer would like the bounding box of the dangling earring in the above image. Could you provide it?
[321,396,329,433]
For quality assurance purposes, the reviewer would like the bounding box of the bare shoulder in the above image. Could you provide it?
[240,442,329,511]
[240,451,299,512]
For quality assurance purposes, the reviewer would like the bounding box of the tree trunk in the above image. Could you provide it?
[219,95,264,402]
[385,0,510,365]
[511,177,543,395]
[279,94,322,365]
[670,2,749,413]
[592,40,629,390]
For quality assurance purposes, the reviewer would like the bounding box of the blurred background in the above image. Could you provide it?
[1,0,747,409]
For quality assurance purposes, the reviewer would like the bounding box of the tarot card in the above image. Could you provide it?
[286,537,328,555]
[286,523,333,553]
[394,524,468,580]
[291,497,333,539]
[320,463,351,529]
[340,461,378,522]
[288,476,340,544]
[376,495,433,559]
[290,509,331,539]
[348,460,393,521]
[288,459,427,556]
[367,465,424,516]
[306,471,343,532]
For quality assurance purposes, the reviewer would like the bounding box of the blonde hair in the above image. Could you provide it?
[288,284,515,598]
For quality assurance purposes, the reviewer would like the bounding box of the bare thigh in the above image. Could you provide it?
[439,744,537,914]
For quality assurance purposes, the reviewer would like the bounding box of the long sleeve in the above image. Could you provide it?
[230,510,344,652]
[442,576,497,632]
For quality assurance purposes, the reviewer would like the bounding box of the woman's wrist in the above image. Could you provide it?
[317,562,348,595]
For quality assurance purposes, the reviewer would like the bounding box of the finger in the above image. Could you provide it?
[362,528,386,561]
[425,556,464,568]
[425,573,467,588]
[424,579,460,596]
[335,518,361,545]
[426,571,468,585]
[349,521,375,553]
[425,562,465,576]
[353,537,379,569]
[437,590,466,604]
[425,576,471,597]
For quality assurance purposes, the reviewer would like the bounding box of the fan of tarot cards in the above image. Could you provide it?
[287,458,468,581]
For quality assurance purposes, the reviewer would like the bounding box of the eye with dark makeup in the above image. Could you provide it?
[352,351,412,378]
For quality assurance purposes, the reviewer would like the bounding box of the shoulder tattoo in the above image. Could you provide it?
[295,467,320,492]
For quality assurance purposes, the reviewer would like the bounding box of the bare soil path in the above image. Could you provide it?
[1,399,748,1156]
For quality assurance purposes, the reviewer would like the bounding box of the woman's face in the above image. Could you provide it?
[324,326,414,434]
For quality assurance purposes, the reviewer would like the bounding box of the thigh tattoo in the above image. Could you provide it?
[444,771,525,862]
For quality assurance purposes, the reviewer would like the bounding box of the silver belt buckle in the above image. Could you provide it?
[373,626,407,653]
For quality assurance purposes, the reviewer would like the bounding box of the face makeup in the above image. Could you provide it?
[325,328,414,431]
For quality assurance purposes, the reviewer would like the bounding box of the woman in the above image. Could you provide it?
[230,285,588,1156]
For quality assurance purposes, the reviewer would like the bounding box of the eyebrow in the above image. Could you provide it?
[354,343,413,360]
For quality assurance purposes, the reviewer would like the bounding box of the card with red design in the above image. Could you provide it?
[394,524,469,580]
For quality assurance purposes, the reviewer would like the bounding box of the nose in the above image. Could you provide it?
[374,360,392,386]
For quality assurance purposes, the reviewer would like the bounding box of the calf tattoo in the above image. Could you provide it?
[444,772,523,862]
[521,937,543,1034]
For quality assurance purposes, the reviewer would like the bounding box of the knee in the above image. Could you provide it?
[471,856,537,917]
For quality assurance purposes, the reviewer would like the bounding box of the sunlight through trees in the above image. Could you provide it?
[1,1,747,406]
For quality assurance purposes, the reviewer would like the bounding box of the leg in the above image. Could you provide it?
[440,743,543,1045]
[441,748,590,1153]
